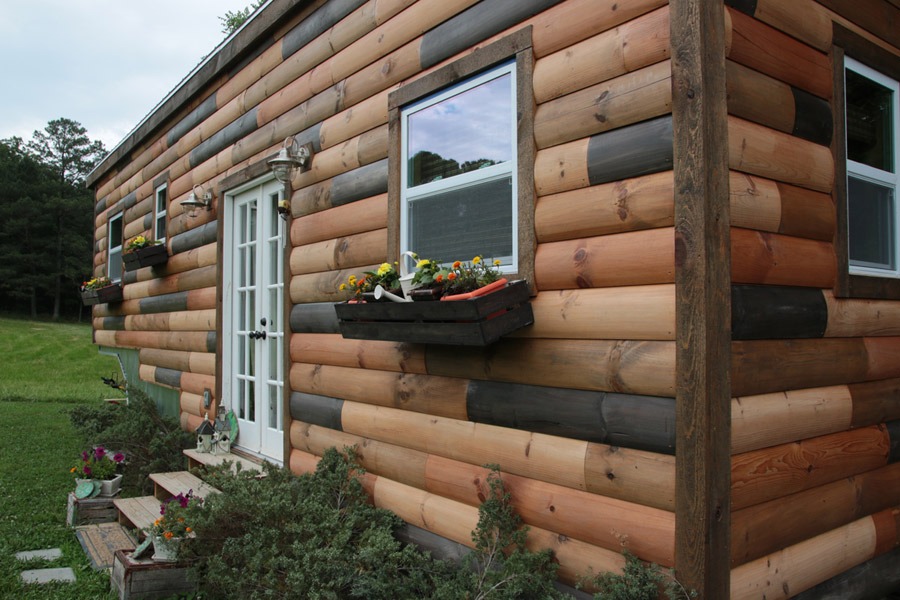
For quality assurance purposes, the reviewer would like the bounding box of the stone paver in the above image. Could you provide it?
[15,548,62,562]
[20,567,76,584]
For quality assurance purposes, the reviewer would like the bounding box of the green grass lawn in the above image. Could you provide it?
[0,316,124,598]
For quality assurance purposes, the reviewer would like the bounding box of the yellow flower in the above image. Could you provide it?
[416,259,431,268]
[376,263,392,276]
[348,275,357,285]
[472,256,482,265]
[493,259,501,266]
[339,283,347,291]
[154,518,162,526]
[70,467,76,473]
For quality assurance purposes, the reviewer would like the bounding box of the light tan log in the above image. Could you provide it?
[535,227,675,290]
[731,385,852,455]
[534,137,591,197]
[292,124,388,189]
[114,310,216,332]
[730,512,888,600]
[291,265,379,304]
[126,243,218,284]
[319,88,393,151]
[140,348,216,376]
[290,229,387,275]
[731,425,892,510]
[181,372,216,397]
[825,292,900,337]
[426,338,676,398]
[291,195,387,246]
[731,228,835,288]
[533,5,670,104]
[290,363,468,420]
[123,265,218,301]
[534,60,672,149]
[289,332,427,373]
[180,391,208,419]
[514,285,675,341]
[730,172,835,242]
[180,411,205,433]
[94,330,212,353]
[728,117,833,193]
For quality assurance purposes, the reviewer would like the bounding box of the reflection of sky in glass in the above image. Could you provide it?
[408,73,512,172]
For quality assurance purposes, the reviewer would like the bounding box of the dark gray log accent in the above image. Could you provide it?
[587,116,674,186]
[138,291,190,314]
[155,367,182,389]
[331,159,388,207]
[731,285,827,340]
[723,0,757,15]
[281,0,366,59]
[466,380,675,454]
[170,222,218,254]
[419,0,559,69]
[225,36,273,81]
[167,94,219,148]
[290,392,343,430]
[190,108,260,168]
[394,524,471,563]
[142,212,153,232]
[101,316,126,331]
[889,420,900,464]
[290,303,340,334]
[205,331,216,353]
[294,122,323,154]
[791,87,832,146]
[95,195,110,215]
[792,546,900,600]
[122,191,138,211]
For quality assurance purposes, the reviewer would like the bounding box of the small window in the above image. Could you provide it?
[400,61,518,271]
[154,184,167,242]
[845,57,900,277]
[108,213,123,282]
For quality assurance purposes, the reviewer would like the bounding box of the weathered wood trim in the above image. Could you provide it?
[817,0,900,49]
[671,0,731,597]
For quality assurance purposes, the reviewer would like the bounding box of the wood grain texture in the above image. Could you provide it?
[731,228,835,288]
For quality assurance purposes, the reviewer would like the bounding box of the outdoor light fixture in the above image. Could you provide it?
[180,184,213,218]
[268,136,310,184]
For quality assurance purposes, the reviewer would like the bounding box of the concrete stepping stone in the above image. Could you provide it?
[20,567,76,584]
[15,548,63,562]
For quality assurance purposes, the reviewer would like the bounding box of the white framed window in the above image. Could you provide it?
[400,60,518,271]
[108,213,123,282]
[154,183,167,242]
[846,57,900,277]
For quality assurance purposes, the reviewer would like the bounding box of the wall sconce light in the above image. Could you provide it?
[268,136,310,184]
[180,184,213,218]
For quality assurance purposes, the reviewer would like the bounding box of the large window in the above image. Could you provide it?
[401,61,517,270]
[846,57,900,276]
[154,183,168,242]
[108,213,123,282]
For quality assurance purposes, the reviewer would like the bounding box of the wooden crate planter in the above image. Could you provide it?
[123,245,168,271]
[335,279,533,346]
[66,492,118,527]
[111,549,196,600]
[81,284,123,306]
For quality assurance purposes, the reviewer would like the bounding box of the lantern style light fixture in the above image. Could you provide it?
[180,184,213,218]
[268,136,310,184]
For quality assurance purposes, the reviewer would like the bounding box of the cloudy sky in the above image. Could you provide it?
[0,0,256,152]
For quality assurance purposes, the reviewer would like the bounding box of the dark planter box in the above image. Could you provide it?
[123,244,168,271]
[81,284,123,306]
[335,279,533,346]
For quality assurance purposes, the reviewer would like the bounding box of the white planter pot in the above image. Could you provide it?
[151,535,182,562]
[99,474,123,497]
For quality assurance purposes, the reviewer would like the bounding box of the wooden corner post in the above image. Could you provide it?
[670,0,731,598]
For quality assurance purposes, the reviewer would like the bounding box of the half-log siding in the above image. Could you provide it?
[86,0,900,597]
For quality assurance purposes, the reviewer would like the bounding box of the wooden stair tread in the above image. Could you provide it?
[75,522,137,571]
[184,448,263,473]
[150,471,218,501]
[114,496,161,533]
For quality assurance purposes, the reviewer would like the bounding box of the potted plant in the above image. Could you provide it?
[71,446,126,497]
[339,262,401,302]
[123,235,167,271]
[147,490,203,562]
[80,276,123,305]
[409,255,507,300]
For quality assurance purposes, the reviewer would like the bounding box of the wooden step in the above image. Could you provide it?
[75,522,137,571]
[150,471,218,502]
[114,496,161,534]
[184,448,263,473]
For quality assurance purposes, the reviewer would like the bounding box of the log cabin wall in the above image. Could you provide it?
[85,0,900,596]
[721,1,900,598]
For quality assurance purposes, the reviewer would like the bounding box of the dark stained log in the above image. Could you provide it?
[890,421,900,463]
[791,86,833,146]
[154,367,183,389]
[101,316,126,331]
[281,0,367,59]
[289,392,343,431]
[466,380,675,454]
[170,222,218,254]
[418,0,561,69]
[849,378,900,428]
[791,546,900,600]
[290,302,340,334]
[586,115,674,186]
[394,523,471,564]
[816,0,899,49]
[167,93,218,147]
[189,108,259,168]
[724,0,756,14]
[731,285,827,339]
[330,159,388,207]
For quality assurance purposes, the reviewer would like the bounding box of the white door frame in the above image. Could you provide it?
[221,175,287,463]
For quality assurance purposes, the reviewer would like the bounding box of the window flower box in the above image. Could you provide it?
[334,279,533,346]
[80,282,123,306]
[123,243,168,271]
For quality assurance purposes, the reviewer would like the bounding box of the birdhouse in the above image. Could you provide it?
[213,406,233,454]
[195,414,216,453]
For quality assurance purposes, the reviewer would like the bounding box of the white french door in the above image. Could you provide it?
[222,178,285,462]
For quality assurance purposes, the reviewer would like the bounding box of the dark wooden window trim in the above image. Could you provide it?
[153,172,170,243]
[387,27,535,292]
[832,24,900,299]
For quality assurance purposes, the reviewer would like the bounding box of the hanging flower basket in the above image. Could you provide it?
[334,279,533,346]
[123,244,168,271]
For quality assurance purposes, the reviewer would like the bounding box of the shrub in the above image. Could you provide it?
[583,551,696,600]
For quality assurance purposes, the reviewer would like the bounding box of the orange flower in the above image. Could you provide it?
[164,531,174,540]
[452,261,461,269]
[447,272,457,281]
[435,274,443,283]
[185,527,192,533]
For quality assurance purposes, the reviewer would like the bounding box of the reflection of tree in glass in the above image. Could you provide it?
[410,150,498,185]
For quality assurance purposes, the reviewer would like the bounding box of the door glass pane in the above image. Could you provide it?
[248,375,256,422]
[249,204,257,241]
[846,69,894,173]
[236,379,245,419]
[249,245,256,286]
[407,73,512,187]
[849,175,895,269]
[268,385,278,429]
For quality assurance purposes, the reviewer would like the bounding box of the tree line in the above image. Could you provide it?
[0,118,106,320]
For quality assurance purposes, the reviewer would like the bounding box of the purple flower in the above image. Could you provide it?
[81,451,89,462]
[83,465,92,476]
[113,452,125,463]
[94,446,106,460]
